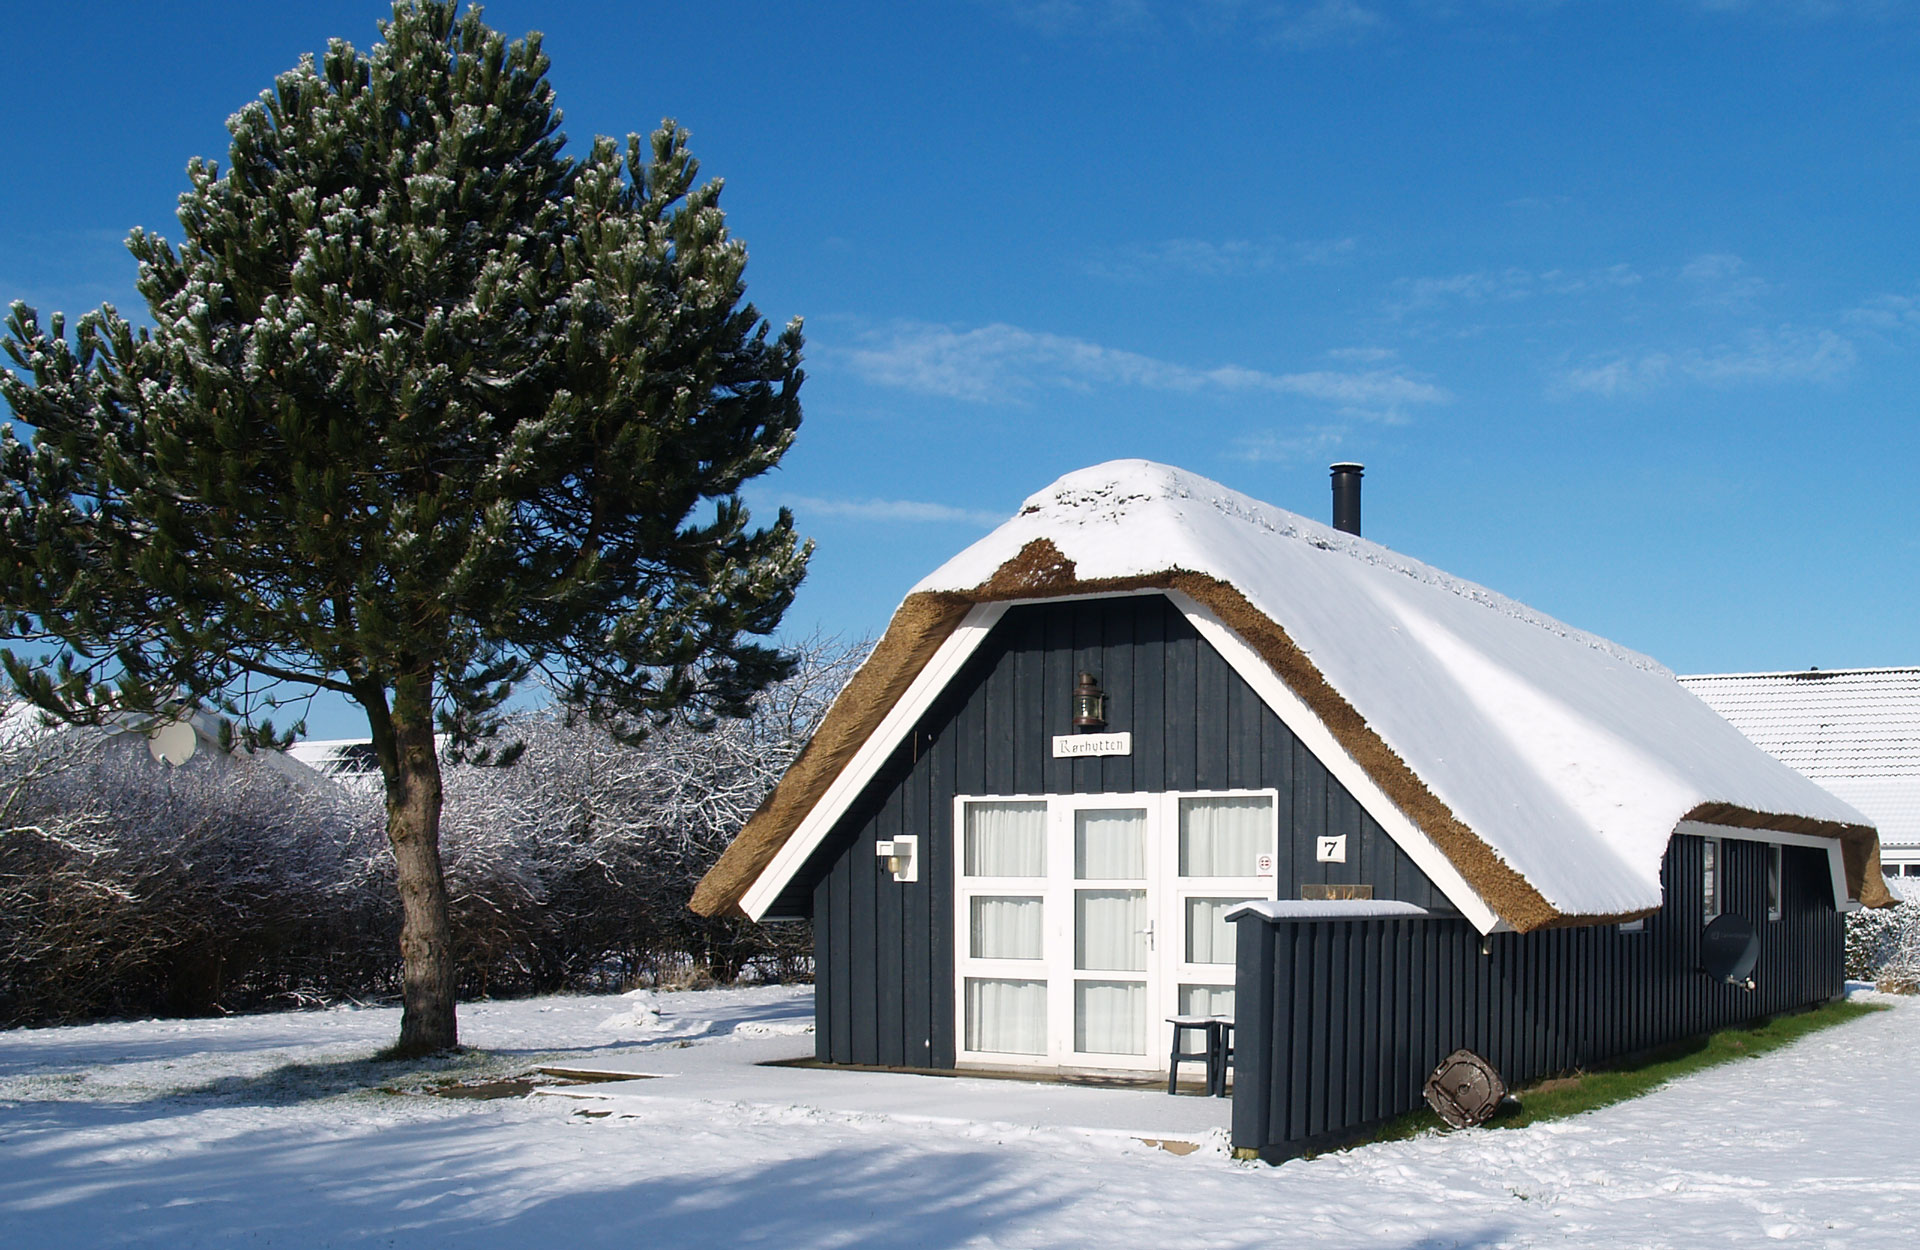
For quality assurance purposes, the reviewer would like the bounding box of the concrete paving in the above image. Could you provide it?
[533,1032,1234,1146]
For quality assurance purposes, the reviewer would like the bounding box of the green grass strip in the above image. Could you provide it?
[1361,998,1887,1148]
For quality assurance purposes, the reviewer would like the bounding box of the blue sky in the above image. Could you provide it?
[3,2,1916,739]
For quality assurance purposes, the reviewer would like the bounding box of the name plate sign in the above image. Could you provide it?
[1052,732,1132,759]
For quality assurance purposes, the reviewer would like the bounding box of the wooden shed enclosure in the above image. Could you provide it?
[1230,832,1845,1160]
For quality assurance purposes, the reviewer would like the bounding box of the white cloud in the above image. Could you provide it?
[1085,235,1356,281]
[837,320,1449,417]
[1327,346,1397,363]
[1232,425,1350,463]
[1558,326,1857,396]
[785,496,1007,527]
[1845,290,1920,334]
[987,0,1155,35]
[1679,253,1770,309]
[1386,264,1640,315]
[1269,0,1388,45]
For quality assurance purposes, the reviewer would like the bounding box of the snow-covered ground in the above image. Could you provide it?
[3,985,1915,1249]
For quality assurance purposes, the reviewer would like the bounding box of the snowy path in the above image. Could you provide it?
[2,987,1915,1248]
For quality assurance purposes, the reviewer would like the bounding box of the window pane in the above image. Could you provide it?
[964,801,1047,877]
[1185,897,1257,964]
[1179,795,1273,877]
[969,896,1044,960]
[1075,980,1146,1055]
[1703,837,1720,920]
[1074,808,1146,879]
[1075,889,1146,971]
[964,978,1046,1055]
[1767,844,1783,920]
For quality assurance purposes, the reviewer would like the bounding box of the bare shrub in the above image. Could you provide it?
[0,639,855,1023]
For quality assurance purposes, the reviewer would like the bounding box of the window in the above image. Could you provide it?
[1766,843,1783,921]
[1702,836,1721,921]
[954,789,1275,1070]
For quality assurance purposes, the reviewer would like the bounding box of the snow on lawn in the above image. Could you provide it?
[3,985,1916,1249]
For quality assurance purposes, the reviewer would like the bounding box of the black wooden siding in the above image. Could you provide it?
[797,594,1454,1068]
[1230,835,1844,1160]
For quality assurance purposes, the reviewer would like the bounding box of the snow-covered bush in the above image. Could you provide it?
[0,641,855,1023]
[436,636,856,994]
[0,725,388,1023]
[1845,877,1920,992]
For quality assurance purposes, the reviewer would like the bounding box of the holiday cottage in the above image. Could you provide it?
[691,460,1892,1157]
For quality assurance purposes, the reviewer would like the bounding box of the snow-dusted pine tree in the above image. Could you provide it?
[0,2,808,1054]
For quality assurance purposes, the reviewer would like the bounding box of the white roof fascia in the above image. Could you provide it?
[1171,589,1510,935]
[1673,819,1858,913]
[739,601,1010,921]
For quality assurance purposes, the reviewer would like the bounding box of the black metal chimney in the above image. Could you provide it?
[1330,462,1364,536]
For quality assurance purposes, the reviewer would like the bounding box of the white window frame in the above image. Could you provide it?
[952,788,1279,1073]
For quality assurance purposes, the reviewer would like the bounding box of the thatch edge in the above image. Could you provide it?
[1684,803,1895,909]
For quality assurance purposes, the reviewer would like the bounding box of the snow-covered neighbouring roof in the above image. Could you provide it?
[693,460,1887,927]
[1679,668,1920,848]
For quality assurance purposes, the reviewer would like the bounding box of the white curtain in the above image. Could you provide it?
[1184,896,1255,964]
[1075,889,1145,971]
[1179,796,1273,877]
[970,896,1044,960]
[1075,980,1146,1055]
[1179,983,1235,1021]
[1075,808,1146,879]
[964,801,1047,877]
[965,978,1046,1055]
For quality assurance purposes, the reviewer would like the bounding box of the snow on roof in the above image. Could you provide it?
[1227,900,1431,922]
[912,461,1874,918]
[1679,668,1920,848]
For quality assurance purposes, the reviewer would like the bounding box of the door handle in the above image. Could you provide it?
[1136,919,1155,951]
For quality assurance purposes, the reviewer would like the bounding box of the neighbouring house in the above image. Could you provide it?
[286,737,384,793]
[1679,668,1920,880]
[691,460,1892,1159]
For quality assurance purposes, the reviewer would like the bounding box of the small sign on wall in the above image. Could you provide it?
[1051,732,1132,759]
[1316,834,1348,863]
[1255,852,1275,878]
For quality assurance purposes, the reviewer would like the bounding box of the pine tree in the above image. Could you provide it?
[0,2,809,1054]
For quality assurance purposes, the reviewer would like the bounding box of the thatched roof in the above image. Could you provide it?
[693,462,1890,926]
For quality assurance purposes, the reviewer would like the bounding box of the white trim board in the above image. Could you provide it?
[1672,820,1857,913]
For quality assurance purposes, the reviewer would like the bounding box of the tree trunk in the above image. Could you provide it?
[383,676,458,1055]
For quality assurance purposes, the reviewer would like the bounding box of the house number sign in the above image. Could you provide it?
[1051,732,1132,759]
[1316,834,1348,863]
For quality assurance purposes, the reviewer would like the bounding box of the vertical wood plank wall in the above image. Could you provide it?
[1230,836,1845,1160]
[795,594,1453,1068]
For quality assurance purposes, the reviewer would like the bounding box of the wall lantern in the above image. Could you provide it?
[1072,671,1108,732]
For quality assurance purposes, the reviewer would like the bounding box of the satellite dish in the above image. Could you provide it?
[147,721,197,766]
[1700,913,1759,989]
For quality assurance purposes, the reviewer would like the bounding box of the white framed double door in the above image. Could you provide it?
[953,789,1278,1073]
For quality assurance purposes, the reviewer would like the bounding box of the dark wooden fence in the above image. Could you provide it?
[1229,840,1843,1160]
